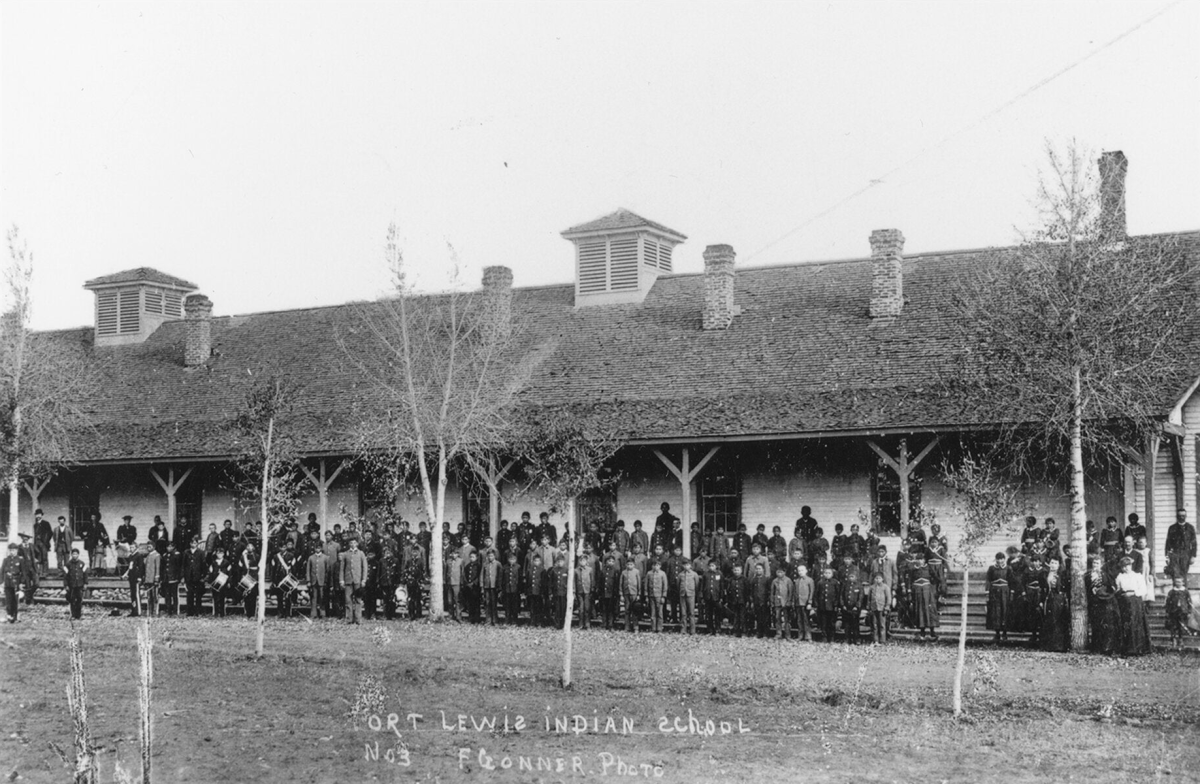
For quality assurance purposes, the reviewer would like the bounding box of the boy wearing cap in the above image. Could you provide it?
[3,542,32,623]
[725,564,747,637]
[65,548,88,620]
[501,550,523,624]
[620,558,642,632]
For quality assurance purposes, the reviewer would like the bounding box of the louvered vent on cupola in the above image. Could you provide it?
[561,209,686,306]
[83,267,199,346]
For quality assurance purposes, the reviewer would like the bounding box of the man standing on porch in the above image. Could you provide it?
[1165,509,1197,586]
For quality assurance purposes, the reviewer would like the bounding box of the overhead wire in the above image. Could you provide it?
[741,1,1185,263]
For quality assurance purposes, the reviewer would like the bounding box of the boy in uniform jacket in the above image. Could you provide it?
[645,560,668,632]
[444,550,463,622]
[574,554,594,629]
[814,567,841,643]
[702,560,724,635]
[2,542,32,622]
[792,564,815,641]
[770,566,794,641]
[665,546,686,625]
[549,555,570,627]
[481,550,501,625]
[677,559,701,635]
[65,548,88,619]
[526,555,545,626]
[163,543,184,616]
[838,556,864,644]
[307,548,328,619]
[725,564,747,637]
[501,551,523,624]
[144,545,162,617]
[463,551,483,623]
[600,554,623,629]
[750,564,772,638]
[866,573,893,643]
[184,540,209,617]
[620,559,642,632]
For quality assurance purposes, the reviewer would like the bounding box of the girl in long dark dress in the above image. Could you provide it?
[1088,566,1121,655]
[986,552,1011,643]
[908,556,939,641]
[1114,557,1152,656]
[1021,556,1046,646]
[1039,559,1070,652]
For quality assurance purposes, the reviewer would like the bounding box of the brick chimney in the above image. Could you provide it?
[702,244,737,330]
[481,265,513,341]
[869,229,904,320]
[1098,150,1127,243]
[184,294,213,367]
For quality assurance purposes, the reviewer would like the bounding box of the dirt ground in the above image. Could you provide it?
[1,603,1198,784]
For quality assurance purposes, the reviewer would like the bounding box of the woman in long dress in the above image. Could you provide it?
[1088,564,1121,655]
[1040,560,1070,652]
[986,552,1011,643]
[1133,536,1155,602]
[1114,556,1152,656]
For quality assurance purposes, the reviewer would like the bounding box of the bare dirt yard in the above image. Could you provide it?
[1,604,1198,784]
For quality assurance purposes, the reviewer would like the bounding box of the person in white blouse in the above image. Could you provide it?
[1114,557,1151,655]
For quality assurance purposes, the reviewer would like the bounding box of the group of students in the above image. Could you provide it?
[436,504,952,644]
[6,503,1196,655]
[984,512,1199,654]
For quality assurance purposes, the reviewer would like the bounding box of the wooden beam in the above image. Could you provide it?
[907,436,942,473]
[1121,444,1147,470]
[150,466,193,538]
[898,439,910,540]
[687,447,720,482]
[653,449,685,482]
[1168,434,1185,509]
[866,440,900,474]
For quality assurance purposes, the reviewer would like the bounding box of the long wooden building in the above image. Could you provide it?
[5,152,1199,577]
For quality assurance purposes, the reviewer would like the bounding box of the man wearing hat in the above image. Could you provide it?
[33,508,52,577]
[17,533,39,605]
[341,535,368,624]
[3,541,33,622]
[52,516,73,575]
[117,515,137,546]
[64,547,88,620]
[116,515,137,573]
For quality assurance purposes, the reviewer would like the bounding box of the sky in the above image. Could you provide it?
[1,1,1198,331]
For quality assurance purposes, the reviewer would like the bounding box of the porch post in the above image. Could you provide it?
[300,459,346,534]
[653,446,720,558]
[150,466,194,539]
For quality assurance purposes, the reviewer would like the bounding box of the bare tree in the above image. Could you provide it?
[339,225,525,619]
[941,453,1028,717]
[949,143,1200,651]
[0,227,97,546]
[510,408,623,688]
[227,374,304,657]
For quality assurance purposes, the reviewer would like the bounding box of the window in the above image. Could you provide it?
[357,473,395,527]
[462,485,494,546]
[70,480,101,531]
[576,486,617,540]
[872,462,921,536]
[698,466,741,536]
[175,471,203,543]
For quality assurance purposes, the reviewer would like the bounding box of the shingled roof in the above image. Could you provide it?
[83,267,198,289]
[561,209,686,240]
[37,231,1200,462]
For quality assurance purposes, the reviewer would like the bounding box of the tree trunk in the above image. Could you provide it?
[952,564,969,717]
[562,497,576,689]
[1068,365,1089,652]
[429,453,448,619]
[8,468,19,549]
[256,419,273,658]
